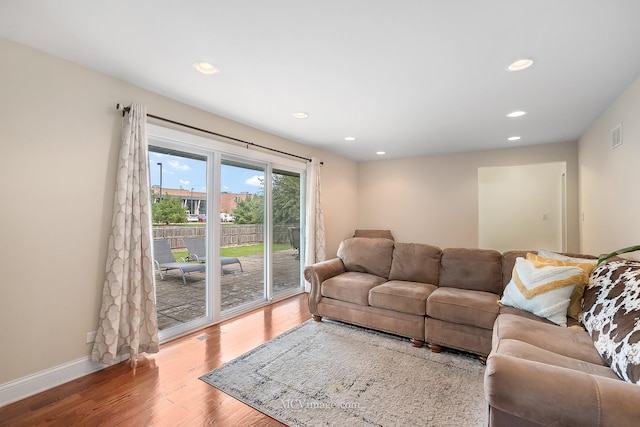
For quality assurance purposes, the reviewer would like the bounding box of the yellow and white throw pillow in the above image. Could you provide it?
[500,257,587,327]
[526,253,596,320]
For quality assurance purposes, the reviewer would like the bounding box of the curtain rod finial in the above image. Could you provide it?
[116,103,131,117]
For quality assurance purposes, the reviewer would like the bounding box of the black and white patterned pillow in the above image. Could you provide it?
[582,260,640,384]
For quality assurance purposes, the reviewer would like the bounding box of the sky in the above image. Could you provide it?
[149,151,264,194]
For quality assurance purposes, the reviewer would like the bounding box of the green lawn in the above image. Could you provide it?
[174,243,291,260]
[221,243,290,257]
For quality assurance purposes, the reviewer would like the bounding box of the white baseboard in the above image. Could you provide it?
[0,354,128,408]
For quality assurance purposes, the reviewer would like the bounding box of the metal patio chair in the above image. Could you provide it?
[183,236,243,273]
[288,226,300,260]
[153,238,206,284]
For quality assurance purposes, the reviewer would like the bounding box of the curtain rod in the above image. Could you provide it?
[116,103,321,164]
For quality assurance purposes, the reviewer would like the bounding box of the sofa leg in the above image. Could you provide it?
[312,315,322,322]
[427,343,442,353]
[410,338,424,348]
[478,355,487,365]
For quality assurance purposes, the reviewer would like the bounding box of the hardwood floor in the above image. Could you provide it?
[0,294,311,427]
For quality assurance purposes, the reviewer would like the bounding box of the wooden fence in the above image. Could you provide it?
[153,224,297,250]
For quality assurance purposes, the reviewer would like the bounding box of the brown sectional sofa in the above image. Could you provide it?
[485,258,640,427]
[304,234,640,426]
[306,237,432,349]
[485,314,640,427]
[305,236,520,359]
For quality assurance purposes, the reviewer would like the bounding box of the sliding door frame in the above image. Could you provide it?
[148,124,306,342]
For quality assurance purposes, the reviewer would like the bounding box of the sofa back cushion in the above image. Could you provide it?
[502,251,529,289]
[337,237,395,278]
[439,248,502,294]
[582,260,640,385]
[388,243,441,284]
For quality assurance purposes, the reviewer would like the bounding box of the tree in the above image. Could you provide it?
[231,174,300,225]
[152,196,187,224]
[233,194,264,224]
[272,174,300,224]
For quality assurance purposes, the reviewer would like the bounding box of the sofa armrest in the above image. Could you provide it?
[304,258,346,315]
[485,353,640,427]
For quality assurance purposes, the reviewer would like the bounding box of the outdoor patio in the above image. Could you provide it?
[154,248,302,330]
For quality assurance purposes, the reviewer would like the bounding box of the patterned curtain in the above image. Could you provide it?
[304,157,326,291]
[91,104,159,365]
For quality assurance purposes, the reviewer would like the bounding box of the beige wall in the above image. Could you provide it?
[0,38,357,384]
[579,75,640,254]
[356,141,580,251]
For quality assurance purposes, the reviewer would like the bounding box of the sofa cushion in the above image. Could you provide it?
[495,338,620,380]
[501,250,528,290]
[485,353,640,427]
[388,242,441,284]
[526,253,596,321]
[492,314,604,365]
[439,248,502,294]
[427,287,499,330]
[583,260,640,385]
[337,237,394,278]
[500,257,585,327]
[368,280,437,316]
[321,271,387,306]
[498,305,582,328]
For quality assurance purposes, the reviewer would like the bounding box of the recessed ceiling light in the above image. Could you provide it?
[507,58,534,72]
[376,151,385,155]
[508,136,521,141]
[506,111,526,118]
[345,137,356,141]
[292,112,309,119]
[193,61,219,75]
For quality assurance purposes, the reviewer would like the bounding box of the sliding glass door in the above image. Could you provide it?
[272,169,303,297]
[220,158,267,313]
[148,146,209,335]
[148,124,305,341]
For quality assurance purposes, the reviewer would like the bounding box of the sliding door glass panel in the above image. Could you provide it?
[148,123,307,337]
[272,169,302,296]
[149,147,208,332]
[220,159,266,312]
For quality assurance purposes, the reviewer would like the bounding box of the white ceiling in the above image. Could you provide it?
[2,1,640,162]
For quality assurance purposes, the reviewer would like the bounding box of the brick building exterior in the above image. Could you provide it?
[151,186,252,217]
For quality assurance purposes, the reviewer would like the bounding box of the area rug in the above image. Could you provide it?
[200,320,487,426]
